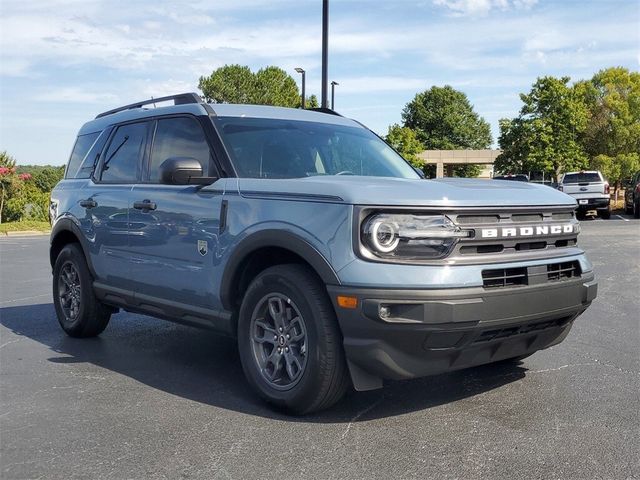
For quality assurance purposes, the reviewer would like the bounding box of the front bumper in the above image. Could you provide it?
[328,274,597,390]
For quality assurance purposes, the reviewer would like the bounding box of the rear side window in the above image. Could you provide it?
[66,132,99,178]
[562,173,601,184]
[99,122,148,183]
[148,117,211,182]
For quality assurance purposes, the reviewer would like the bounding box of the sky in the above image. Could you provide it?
[0,0,638,166]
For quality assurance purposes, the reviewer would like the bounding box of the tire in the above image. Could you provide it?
[625,201,633,215]
[598,207,611,219]
[634,200,640,219]
[53,243,111,338]
[237,264,350,414]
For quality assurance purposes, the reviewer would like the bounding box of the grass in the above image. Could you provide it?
[0,220,51,233]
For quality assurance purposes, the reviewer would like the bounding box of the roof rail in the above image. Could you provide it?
[95,92,204,119]
[308,107,342,116]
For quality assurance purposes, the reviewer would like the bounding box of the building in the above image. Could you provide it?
[417,149,502,178]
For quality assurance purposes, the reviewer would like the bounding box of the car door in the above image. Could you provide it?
[81,121,151,291]
[128,115,225,310]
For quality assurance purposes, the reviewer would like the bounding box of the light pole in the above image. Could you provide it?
[331,81,339,110]
[295,67,306,109]
[321,0,329,108]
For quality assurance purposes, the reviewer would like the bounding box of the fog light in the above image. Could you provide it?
[379,305,391,319]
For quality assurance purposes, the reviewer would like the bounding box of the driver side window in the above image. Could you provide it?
[148,117,212,183]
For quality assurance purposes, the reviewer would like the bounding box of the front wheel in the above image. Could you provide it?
[53,243,111,338]
[634,200,640,219]
[238,264,350,414]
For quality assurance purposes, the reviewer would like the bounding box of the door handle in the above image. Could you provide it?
[79,199,97,209]
[133,200,157,211]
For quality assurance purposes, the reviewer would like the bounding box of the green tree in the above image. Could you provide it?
[5,181,50,222]
[493,118,537,174]
[198,64,301,107]
[402,86,491,177]
[578,67,640,189]
[496,76,589,180]
[253,66,300,107]
[0,151,18,223]
[385,124,425,169]
[306,94,319,109]
[198,64,255,104]
[17,165,65,192]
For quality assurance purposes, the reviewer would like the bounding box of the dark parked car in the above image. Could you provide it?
[624,171,640,218]
[493,174,529,182]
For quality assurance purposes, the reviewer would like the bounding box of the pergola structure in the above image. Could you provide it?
[417,149,502,178]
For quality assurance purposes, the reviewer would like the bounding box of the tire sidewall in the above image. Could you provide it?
[238,267,333,410]
[53,244,93,336]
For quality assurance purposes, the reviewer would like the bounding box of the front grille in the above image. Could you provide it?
[515,241,547,251]
[547,261,581,281]
[456,215,500,224]
[472,316,572,344]
[448,208,579,261]
[482,267,528,288]
[482,260,581,289]
[512,213,543,222]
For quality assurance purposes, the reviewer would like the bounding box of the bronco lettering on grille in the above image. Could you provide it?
[480,224,575,239]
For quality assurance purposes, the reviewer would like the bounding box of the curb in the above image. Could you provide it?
[1,230,51,237]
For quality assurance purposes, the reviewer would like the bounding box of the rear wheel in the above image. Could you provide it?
[238,264,350,414]
[598,206,611,219]
[53,243,111,338]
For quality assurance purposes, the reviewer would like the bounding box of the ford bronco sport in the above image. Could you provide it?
[50,93,598,414]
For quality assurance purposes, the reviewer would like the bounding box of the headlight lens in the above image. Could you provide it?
[362,214,470,260]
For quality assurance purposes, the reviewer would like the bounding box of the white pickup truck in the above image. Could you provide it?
[558,171,611,219]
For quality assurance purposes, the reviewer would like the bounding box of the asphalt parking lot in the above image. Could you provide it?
[1,217,639,479]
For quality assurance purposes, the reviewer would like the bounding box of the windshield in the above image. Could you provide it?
[562,172,601,184]
[213,117,419,179]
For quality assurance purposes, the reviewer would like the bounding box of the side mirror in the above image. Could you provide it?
[159,157,216,185]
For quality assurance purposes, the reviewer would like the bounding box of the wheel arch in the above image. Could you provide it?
[220,230,341,312]
[50,218,96,277]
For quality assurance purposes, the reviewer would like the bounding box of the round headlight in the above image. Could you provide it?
[362,213,470,260]
[370,218,400,253]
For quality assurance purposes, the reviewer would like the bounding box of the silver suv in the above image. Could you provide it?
[50,93,598,413]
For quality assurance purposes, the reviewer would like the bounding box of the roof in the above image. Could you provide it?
[209,104,358,127]
[78,99,360,136]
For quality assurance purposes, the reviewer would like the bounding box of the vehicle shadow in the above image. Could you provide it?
[1,303,527,423]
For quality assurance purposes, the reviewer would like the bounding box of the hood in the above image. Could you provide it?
[236,176,577,208]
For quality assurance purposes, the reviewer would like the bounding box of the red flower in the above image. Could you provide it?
[18,173,32,180]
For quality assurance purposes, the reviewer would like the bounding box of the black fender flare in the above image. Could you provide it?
[49,217,97,278]
[219,229,341,311]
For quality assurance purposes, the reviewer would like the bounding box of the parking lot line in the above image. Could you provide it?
[615,215,630,222]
